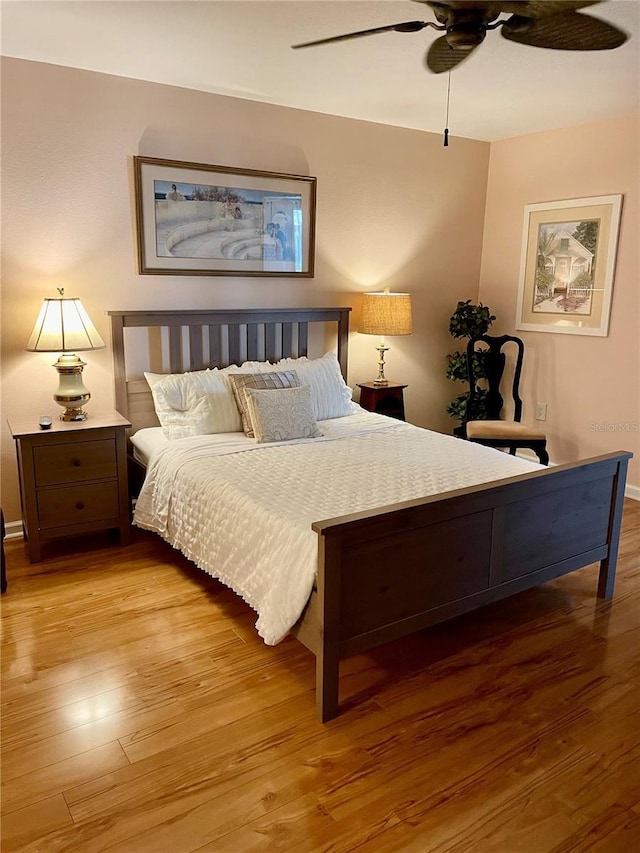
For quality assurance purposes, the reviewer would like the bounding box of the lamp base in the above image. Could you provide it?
[374,342,390,385]
[52,353,91,421]
[59,407,89,422]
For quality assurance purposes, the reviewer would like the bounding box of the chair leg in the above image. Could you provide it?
[533,442,549,465]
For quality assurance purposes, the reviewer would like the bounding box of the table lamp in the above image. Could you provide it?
[360,289,413,385]
[25,289,106,421]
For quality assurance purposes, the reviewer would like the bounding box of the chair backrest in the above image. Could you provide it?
[465,334,525,422]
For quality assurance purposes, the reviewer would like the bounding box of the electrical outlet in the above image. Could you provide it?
[535,403,547,421]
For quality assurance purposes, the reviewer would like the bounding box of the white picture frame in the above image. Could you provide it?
[515,194,623,336]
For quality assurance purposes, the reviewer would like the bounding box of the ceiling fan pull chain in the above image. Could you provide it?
[443,70,451,147]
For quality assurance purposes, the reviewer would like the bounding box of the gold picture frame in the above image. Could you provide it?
[134,156,316,277]
[515,194,623,336]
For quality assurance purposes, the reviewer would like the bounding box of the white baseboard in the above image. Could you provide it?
[4,520,24,540]
[625,483,640,501]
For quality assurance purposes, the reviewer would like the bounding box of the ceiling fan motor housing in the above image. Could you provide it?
[446,22,487,49]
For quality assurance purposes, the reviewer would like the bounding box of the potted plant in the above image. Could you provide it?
[446,299,496,434]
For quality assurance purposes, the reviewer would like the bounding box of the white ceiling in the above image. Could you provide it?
[1,0,639,141]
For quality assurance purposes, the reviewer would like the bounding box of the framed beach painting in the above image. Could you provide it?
[134,156,316,277]
[515,195,623,336]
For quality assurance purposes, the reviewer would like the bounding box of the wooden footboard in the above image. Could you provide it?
[292,452,631,722]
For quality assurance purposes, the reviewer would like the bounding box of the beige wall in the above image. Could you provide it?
[479,115,639,488]
[3,59,636,529]
[1,58,491,523]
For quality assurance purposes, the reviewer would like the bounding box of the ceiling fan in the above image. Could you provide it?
[292,1,629,74]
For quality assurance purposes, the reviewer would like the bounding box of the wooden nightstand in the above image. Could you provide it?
[357,382,407,421]
[9,411,131,563]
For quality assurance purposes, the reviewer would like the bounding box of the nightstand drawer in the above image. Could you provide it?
[33,440,117,486]
[37,482,120,529]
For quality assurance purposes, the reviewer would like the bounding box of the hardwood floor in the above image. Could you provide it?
[2,500,639,852]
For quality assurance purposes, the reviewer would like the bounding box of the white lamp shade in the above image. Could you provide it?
[360,292,413,336]
[26,297,106,352]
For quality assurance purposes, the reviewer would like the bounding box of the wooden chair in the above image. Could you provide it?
[464,334,549,465]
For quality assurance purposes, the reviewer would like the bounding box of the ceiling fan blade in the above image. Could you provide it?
[502,10,628,50]
[426,34,478,73]
[292,20,431,50]
[413,0,601,14]
[494,1,603,17]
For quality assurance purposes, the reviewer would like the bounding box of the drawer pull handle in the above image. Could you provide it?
[72,459,82,467]
[75,501,85,510]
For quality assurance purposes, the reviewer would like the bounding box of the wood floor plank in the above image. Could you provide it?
[0,740,130,815]
[548,804,640,853]
[196,793,336,852]
[118,656,316,764]
[351,802,578,853]
[1,619,238,701]
[285,810,404,853]
[1,649,218,733]
[0,794,73,852]
[1,647,223,752]
[1,691,183,787]
[1,501,638,852]
[66,695,378,826]
[549,721,640,823]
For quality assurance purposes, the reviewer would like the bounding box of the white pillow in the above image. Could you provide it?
[244,385,322,443]
[237,352,354,421]
[276,352,354,420]
[144,369,242,438]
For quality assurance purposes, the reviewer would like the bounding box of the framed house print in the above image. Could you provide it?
[515,194,623,336]
[134,156,316,277]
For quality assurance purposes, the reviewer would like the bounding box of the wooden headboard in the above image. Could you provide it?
[108,307,351,432]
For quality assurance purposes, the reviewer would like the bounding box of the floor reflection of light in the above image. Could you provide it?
[66,693,121,725]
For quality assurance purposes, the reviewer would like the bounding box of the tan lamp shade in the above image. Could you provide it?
[360,291,413,386]
[26,294,105,422]
[360,292,413,337]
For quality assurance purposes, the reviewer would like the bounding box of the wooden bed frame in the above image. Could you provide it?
[108,307,631,722]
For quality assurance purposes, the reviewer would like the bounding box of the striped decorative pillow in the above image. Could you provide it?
[228,371,300,437]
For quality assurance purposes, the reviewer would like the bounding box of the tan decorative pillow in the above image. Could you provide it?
[228,370,300,437]
[244,385,322,443]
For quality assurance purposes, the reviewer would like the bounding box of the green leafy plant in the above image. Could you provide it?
[446,300,495,425]
[534,268,555,302]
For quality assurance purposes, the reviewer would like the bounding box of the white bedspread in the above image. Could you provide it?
[133,412,541,645]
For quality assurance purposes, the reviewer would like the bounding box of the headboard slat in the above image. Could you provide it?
[169,327,182,373]
[209,325,222,367]
[247,323,259,361]
[189,326,204,370]
[298,322,309,358]
[282,322,293,358]
[228,324,241,366]
[265,324,277,362]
